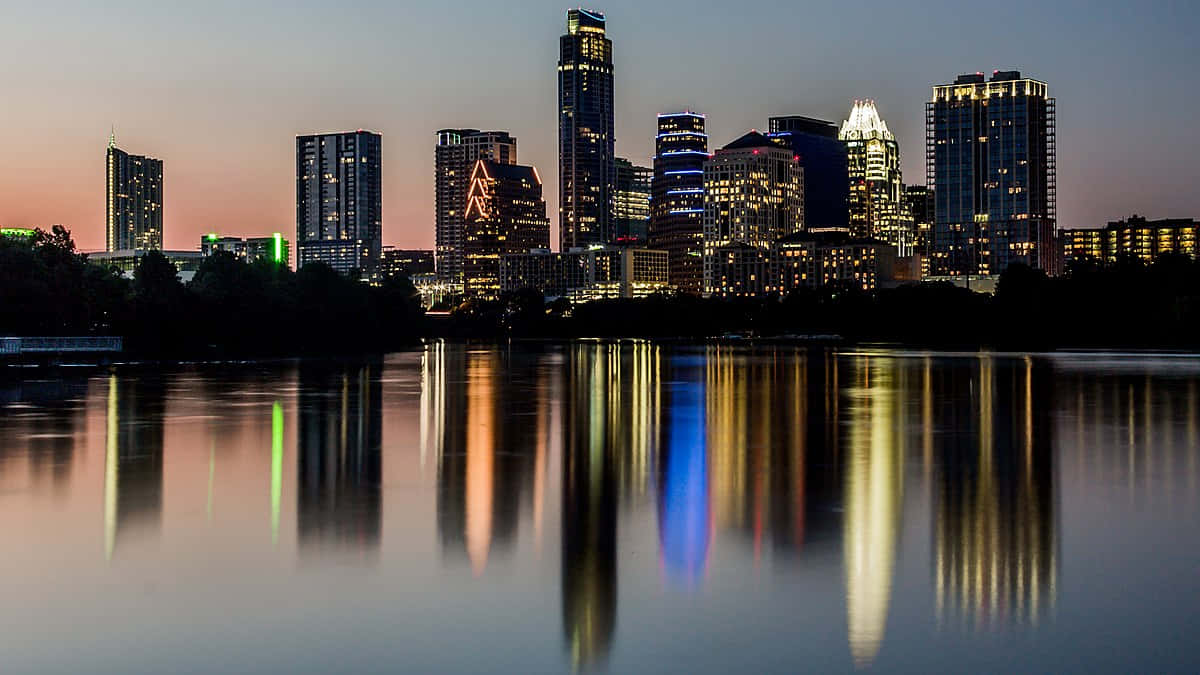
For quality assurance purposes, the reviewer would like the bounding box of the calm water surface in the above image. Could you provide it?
[2,343,1199,674]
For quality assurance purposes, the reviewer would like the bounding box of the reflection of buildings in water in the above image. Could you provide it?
[657,358,709,586]
[1061,367,1200,503]
[6,380,90,487]
[103,375,167,560]
[428,344,549,575]
[842,356,905,669]
[562,343,620,669]
[706,347,843,560]
[934,358,1058,633]
[296,363,383,559]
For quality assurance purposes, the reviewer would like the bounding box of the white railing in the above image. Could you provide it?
[0,337,124,355]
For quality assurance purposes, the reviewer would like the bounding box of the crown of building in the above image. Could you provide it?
[838,101,895,142]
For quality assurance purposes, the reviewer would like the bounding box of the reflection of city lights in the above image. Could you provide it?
[465,354,496,577]
[104,376,118,561]
[659,376,710,586]
[844,358,903,668]
[271,401,284,545]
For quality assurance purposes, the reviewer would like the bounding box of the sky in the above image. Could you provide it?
[1,0,1197,252]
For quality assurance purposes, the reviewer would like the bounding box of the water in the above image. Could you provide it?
[2,343,1199,674]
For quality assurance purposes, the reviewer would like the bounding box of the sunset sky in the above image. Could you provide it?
[1,0,1196,252]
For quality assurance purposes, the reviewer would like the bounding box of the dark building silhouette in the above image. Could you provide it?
[769,116,849,231]
[103,375,167,560]
[928,71,1057,277]
[432,346,547,576]
[649,112,709,294]
[562,343,619,668]
[559,8,616,249]
[296,130,383,275]
[106,133,163,252]
[296,362,383,560]
[932,358,1058,632]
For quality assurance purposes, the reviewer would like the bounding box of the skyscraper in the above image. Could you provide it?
[296,130,382,276]
[559,8,615,250]
[649,112,709,295]
[106,134,163,252]
[703,132,804,295]
[463,160,550,299]
[839,101,911,253]
[928,71,1057,277]
[612,158,652,243]
[768,116,849,230]
[435,130,518,287]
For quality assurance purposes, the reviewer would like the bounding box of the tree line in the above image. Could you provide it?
[3,227,1198,353]
[0,227,424,356]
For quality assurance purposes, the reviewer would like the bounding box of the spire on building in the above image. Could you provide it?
[839,101,895,142]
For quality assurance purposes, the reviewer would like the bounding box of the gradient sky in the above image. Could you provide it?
[1,0,1197,252]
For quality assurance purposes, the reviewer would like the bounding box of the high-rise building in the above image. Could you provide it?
[463,160,550,298]
[613,158,652,243]
[839,101,911,253]
[106,133,163,252]
[649,112,709,295]
[928,71,1057,277]
[559,8,615,250]
[435,130,518,287]
[702,131,804,296]
[768,116,849,230]
[296,130,382,276]
[904,185,935,277]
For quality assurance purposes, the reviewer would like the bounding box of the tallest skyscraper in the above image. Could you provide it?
[558,8,615,250]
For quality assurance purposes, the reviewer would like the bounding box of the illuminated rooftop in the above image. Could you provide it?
[838,101,895,142]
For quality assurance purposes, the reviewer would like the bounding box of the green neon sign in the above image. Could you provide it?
[273,233,283,263]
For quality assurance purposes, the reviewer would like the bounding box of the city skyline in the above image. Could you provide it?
[2,0,1197,253]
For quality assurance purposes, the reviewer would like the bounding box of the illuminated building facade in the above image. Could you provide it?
[106,134,163,252]
[768,116,849,230]
[200,233,290,266]
[499,246,669,302]
[904,185,935,275]
[707,231,896,298]
[378,248,435,281]
[613,158,652,243]
[928,71,1057,277]
[559,8,616,249]
[839,101,912,254]
[1061,216,1199,266]
[435,129,518,287]
[649,112,709,295]
[296,130,382,276]
[463,160,550,299]
[702,131,804,296]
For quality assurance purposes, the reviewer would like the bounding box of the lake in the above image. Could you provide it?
[2,342,1199,673]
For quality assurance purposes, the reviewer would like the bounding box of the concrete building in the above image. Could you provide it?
[296,130,382,276]
[1061,216,1199,266]
[435,129,517,287]
[201,234,290,266]
[703,131,804,296]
